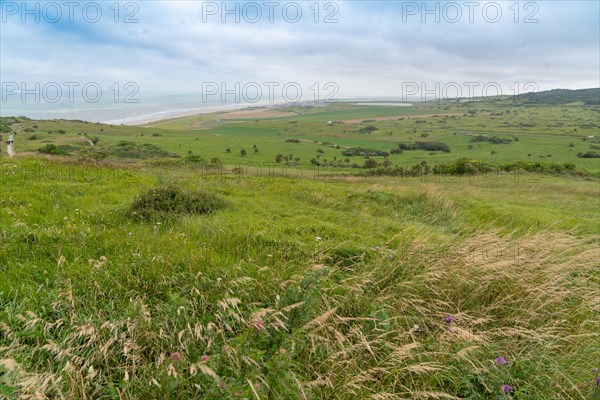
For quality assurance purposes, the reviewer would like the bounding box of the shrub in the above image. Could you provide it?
[364,159,379,169]
[358,125,378,134]
[129,186,226,222]
[397,142,450,152]
[342,147,389,157]
[184,154,204,163]
[469,135,511,144]
[577,151,600,158]
[38,144,70,155]
[109,142,180,159]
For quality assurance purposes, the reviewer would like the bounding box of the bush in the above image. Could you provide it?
[184,154,205,163]
[364,159,379,168]
[397,142,450,153]
[109,142,180,159]
[38,144,70,155]
[577,151,600,158]
[129,186,226,222]
[358,125,378,134]
[469,135,511,144]
[342,147,389,157]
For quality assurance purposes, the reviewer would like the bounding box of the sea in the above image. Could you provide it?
[0,93,413,125]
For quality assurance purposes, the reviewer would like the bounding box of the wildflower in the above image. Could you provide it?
[200,354,209,363]
[255,383,261,390]
[496,357,507,366]
[413,324,420,332]
[446,326,454,333]
[596,377,600,387]
[502,384,513,394]
[170,352,181,362]
[279,348,286,354]
[251,319,266,330]
[443,315,454,323]
[375,246,381,251]
[593,368,598,373]
[316,236,322,241]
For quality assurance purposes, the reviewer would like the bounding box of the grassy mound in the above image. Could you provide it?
[129,186,226,221]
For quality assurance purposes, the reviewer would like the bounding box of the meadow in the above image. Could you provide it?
[1,100,599,175]
[0,96,599,399]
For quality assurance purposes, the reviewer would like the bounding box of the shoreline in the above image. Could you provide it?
[1,98,416,127]
[104,99,320,126]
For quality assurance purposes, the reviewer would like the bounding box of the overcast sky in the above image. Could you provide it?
[1,0,599,103]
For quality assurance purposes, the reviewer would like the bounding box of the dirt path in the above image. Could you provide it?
[81,136,95,146]
[6,124,23,157]
[6,134,15,157]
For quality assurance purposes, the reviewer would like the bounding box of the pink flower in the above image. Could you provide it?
[250,319,266,330]
[279,348,287,354]
[255,383,261,390]
[496,356,507,366]
[170,352,181,362]
[200,354,209,363]
[443,315,454,323]
[502,384,513,394]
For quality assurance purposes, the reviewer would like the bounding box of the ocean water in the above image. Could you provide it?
[0,93,415,125]
[0,94,289,125]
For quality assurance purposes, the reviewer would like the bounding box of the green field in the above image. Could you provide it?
[1,99,599,175]
[1,96,600,399]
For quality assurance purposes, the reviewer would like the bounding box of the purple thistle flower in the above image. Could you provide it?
[592,368,598,373]
[170,352,181,362]
[496,356,507,366]
[502,384,513,394]
[443,315,454,323]
[250,319,266,330]
[596,377,600,387]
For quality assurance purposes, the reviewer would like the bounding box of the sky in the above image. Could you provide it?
[1,0,599,108]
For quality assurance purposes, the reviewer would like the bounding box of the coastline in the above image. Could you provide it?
[105,101,284,126]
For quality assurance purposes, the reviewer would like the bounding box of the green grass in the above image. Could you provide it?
[0,158,599,399]
[2,101,599,173]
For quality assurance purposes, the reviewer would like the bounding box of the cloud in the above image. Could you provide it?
[1,0,598,103]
